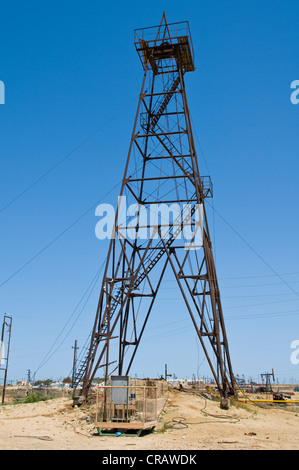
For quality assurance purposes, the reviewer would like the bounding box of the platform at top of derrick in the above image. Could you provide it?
[134,15,195,74]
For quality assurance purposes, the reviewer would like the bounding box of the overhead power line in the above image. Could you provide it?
[0,95,138,215]
[207,201,299,299]
[34,258,106,376]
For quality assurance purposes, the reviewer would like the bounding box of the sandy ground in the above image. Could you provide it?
[0,389,298,450]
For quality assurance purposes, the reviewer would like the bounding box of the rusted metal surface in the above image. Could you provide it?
[73,13,235,402]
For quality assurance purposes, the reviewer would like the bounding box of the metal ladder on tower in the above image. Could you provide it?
[73,199,197,387]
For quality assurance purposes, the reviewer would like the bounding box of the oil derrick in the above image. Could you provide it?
[73,13,236,402]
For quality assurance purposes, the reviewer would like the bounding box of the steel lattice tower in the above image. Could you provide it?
[74,14,236,402]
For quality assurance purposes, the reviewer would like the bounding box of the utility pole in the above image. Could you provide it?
[1,314,12,404]
[71,340,79,388]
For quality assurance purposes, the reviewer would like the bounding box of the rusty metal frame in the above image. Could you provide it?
[73,13,235,402]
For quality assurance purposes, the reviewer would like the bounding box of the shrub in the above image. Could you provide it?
[24,392,53,403]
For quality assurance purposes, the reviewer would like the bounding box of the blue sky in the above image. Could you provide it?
[0,0,298,384]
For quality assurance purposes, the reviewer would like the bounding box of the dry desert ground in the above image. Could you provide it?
[0,387,299,450]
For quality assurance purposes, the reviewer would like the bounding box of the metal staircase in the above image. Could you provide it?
[140,74,181,132]
[149,75,180,131]
[72,200,197,387]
